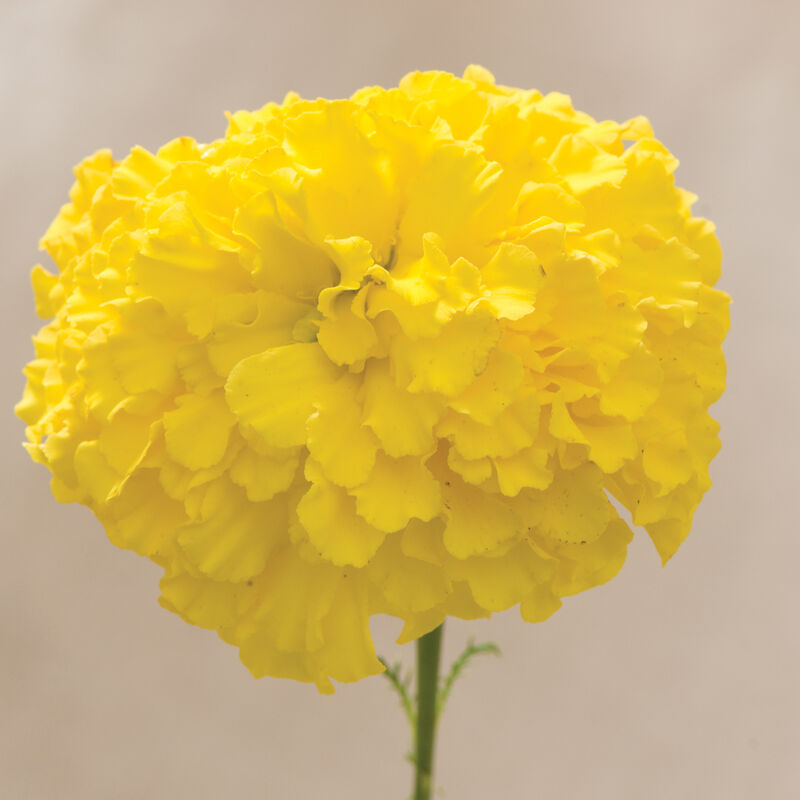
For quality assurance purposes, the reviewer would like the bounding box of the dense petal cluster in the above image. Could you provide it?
[17,66,728,691]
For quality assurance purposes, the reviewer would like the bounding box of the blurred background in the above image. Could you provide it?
[2,0,798,797]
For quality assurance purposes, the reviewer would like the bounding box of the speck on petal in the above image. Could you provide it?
[536,463,613,544]
[441,473,523,559]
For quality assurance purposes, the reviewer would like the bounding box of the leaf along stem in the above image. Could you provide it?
[379,625,501,800]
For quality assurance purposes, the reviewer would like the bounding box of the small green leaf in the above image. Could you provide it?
[436,639,501,719]
[379,656,416,730]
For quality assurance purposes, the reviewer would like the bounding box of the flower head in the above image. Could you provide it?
[17,66,729,691]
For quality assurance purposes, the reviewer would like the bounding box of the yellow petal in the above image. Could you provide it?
[396,608,448,645]
[296,462,386,567]
[552,394,638,473]
[441,580,492,620]
[176,342,223,394]
[447,447,493,485]
[448,344,524,424]
[361,358,444,457]
[646,517,691,565]
[31,265,59,318]
[462,64,497,85]
[352,453,442,533]
[367,534,451,613]
[607,239,701,329]
[317,293,380,366]
[367,283,441,338]
[178,478,286,581]
[441,475,523,558]
[159,571,238,631]
[398,143,505,262]
[536,464,613,544]
[642,430,693,494]
[519,585,562,623]
[599,346,663,421]
[103,469,186,559]
[73,440,121,504]
[493,446,553,496]
[98,410,157,475]
[516,182,585,227]
[228,444,300,502]
[281,104,399,258]
[236,546,342,653]
[226,342,340,448]
[446,542,554,612]
[685,216,722,284]
[400,517,447,566]
[548,134,626,194]
[439,390,540,460]
[163,391,236,471]
[550,517,633,595]
[574,415,638,474]
[232,190,336,301]
[106,299,187,395]
[239,642,333,693]
[157,431,240,503]
[317,236,380,315]
[317,577,384,683]
[549,391,590,447]
[307,375,379,488]
[479,242,544,320]
[130,202,252,324]
[391,309,500,396]
[110,145,169,199]
[206,291,311,377]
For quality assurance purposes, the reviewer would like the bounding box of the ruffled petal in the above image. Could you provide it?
[306,375,378,488]
[296,461,386,567]
[361,359,444,457]
[102,469,187,559]
[536,464,614,544]
[367,533,451,614]
[445,542,555,612]
[205,291,310,377]
[228,444,300,502]
[226,343,340,448]
[390,309,500,396]
[177,478,286,581]
[163,391,236,471]
[441,472,523,558]
[352,453,442,533]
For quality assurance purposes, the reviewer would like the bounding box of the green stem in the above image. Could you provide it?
[414,623,443,800]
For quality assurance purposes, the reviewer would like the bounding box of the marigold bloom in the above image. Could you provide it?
[17,66,728,692]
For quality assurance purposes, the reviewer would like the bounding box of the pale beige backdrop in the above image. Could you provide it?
[2,0,797,797]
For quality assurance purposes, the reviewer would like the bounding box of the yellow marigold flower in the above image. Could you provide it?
[17,66,729,692]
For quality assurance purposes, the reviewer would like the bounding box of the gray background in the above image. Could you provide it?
[2,0,798,797]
